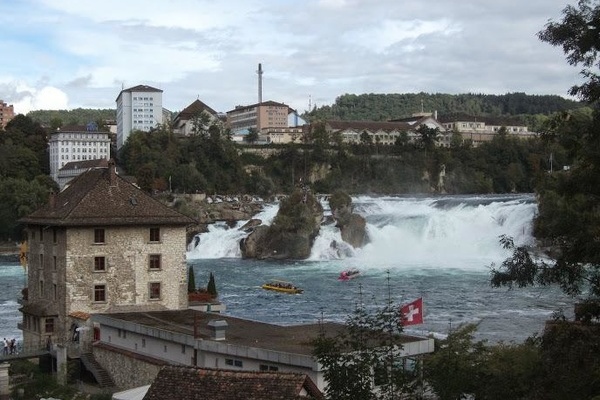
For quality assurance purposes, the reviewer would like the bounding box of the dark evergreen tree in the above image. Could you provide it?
[188,266,196,293]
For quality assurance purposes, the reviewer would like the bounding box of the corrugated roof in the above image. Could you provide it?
[21,161,196,227]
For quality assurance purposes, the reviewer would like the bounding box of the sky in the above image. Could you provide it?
[0,0,584,116]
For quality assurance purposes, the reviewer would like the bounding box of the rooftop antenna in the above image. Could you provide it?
[257,63,263,104]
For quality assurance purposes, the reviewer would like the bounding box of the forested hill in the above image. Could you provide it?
[27,108,115,127]
[24,92,582,128]
[304,92,583,122]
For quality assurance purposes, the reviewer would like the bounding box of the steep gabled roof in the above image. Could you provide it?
[21,161,195,227]
[143,366,324,400]
[175,99,218,121]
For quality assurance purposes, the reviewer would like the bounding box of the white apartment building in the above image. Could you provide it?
[116,85,163,149]
[48,123,111,185]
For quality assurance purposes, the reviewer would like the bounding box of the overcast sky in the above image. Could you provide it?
[0,0,584,116]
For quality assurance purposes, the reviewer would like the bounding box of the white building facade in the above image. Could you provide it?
[48,123,111,185]
[116,85,163,149]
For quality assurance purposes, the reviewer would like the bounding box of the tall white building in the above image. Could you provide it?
[48,122,111,185]
[116,85,163,149]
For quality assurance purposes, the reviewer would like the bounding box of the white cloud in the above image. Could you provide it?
[11,85,69,115]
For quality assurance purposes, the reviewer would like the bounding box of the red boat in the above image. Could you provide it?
[338,268,361,281]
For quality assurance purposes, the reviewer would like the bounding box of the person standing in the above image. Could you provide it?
[2,338,8,356]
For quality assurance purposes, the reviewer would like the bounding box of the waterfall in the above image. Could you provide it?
[186,194,537,270]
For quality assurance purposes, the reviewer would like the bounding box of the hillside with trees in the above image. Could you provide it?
[26,108,115,128]
[305,92,582,130]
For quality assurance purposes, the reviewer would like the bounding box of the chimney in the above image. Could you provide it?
[207,320,228,340]
[257,63,263,104]
[108,159,117,186]
[49,192,56,209]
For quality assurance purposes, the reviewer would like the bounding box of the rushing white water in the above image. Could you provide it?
[188,194,537,268]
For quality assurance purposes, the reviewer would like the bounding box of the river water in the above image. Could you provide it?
[0,194,576,344]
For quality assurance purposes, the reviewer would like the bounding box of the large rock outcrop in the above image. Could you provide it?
[240,189,323,260]
[329,191,368,249]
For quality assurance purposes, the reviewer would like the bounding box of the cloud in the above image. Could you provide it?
[0,0,585,115]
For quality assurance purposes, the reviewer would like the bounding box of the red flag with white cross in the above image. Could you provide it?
[400,297,424,326]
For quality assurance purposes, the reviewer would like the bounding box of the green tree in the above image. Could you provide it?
[312,299,418,400]
[423,324,488,400]
[490,3,600,398]
[207,272,217,297]
[188,266,196,293]
[245,127,259,144]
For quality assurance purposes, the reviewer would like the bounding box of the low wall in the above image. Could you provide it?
[93,345,165,390]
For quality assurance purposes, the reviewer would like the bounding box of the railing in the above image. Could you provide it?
[0,343,50,362]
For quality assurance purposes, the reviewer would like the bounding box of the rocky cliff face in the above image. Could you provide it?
[329,191,368,249]
[240,189,323,260]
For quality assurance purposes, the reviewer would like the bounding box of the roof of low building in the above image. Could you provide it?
[143,366,324,400]
[21,160,196,227]
[325,120,412,132]
[94,309,427,356]
[437,113,527,126]
[59,159,109,172]
[227,100,289,114]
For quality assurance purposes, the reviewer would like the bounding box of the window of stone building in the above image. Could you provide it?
[53,228,57,243]
[45,318,54,333]
[39,280,44,296]
[149,282,161,300]
[39,226,44,241]
[149,227,160,242]
[94,256,106,272]
[149,254,161,270]
[53,284,57,300]
[259,364,278,372]
[94,228,105,244]
[142,338,146,348]
[94,284,106,302]
[53,256,57,270]
[39,254,44,269]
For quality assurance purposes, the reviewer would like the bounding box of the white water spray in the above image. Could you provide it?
[187,195,537,270]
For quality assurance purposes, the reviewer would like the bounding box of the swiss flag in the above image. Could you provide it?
[400,297,424,326]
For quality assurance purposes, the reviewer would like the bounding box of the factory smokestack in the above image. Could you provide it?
[257,63,263,104]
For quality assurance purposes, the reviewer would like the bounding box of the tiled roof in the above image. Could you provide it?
[68,311,91,320]
[143,366,324,400]
[326,120,412,132]
[175,99,218,121]
[21,161,196,227]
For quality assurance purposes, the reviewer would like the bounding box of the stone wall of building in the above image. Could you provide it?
[94,346,163,389]
[65,225,188,318]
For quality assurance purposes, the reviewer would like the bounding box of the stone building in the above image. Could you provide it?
[0,100,15,129]
[18,159,196,351]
